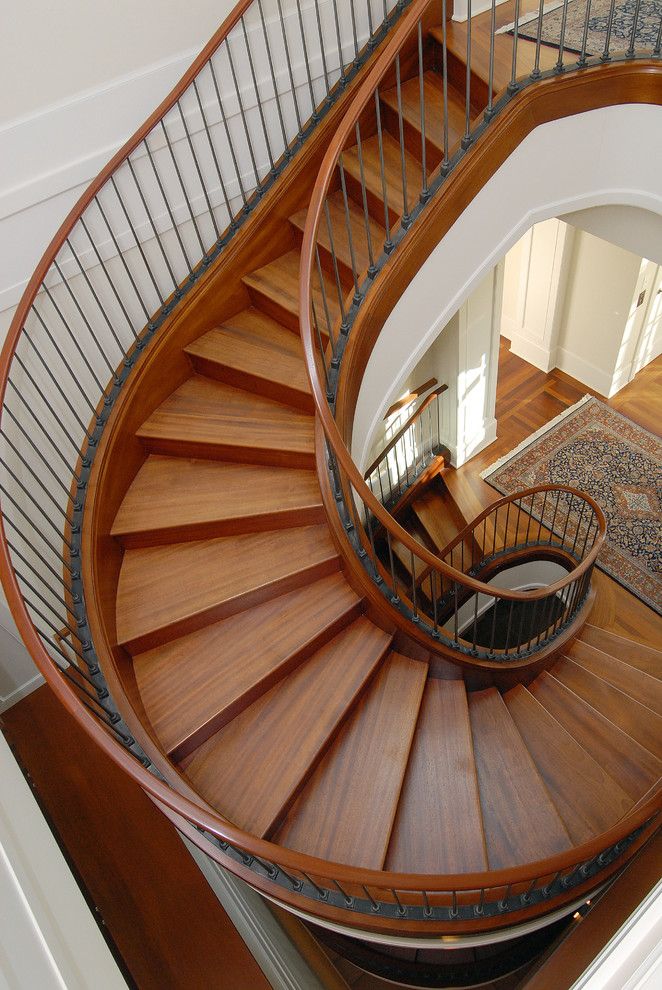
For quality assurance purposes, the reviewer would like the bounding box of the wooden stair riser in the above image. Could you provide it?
[137,433,315,470]
[378,95,444,169]
[568,640,662,713]
[580,624,662,680]
[167,596,366,762]
[185,349,314,413]
[429,29,491,110]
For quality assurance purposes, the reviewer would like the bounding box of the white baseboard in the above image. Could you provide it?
[507,332,555,372]
[553,345,611,396]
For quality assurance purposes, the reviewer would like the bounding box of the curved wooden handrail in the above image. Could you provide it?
[297,0,611,613]
[363,382,448,479]
[0,0,658,934]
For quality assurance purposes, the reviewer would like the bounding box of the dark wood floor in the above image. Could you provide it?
[455,339,662,650]
[0,687,272,990]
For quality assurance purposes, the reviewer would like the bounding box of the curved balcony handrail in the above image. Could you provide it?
[0,0,659,934]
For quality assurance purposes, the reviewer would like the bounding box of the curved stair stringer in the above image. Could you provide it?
[77,58,662,941]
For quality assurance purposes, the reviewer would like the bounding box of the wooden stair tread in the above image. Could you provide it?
[529,671,661,800]
[133,573,362,760]
[580,624,662,679]
[289,189,385,277]
[111,456,323,545]
[116,524,339,653]
[385,679,488,873]
[552,657,662,760]
[276,652,427,868]
[243,249,346,333]
[468,688,572,869]
[567,640,662,714]
[380,70,466,159]
[182,617,393,836]
[136,375,315,467]
[185,313,312,410]
[412,486,479,565]
[343,131,424,224]
[504,684,633,845]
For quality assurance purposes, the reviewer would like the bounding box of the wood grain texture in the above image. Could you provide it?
[468,688,572,869]
[290,189,385,279]
[244,248,347,333]
[567,640,662,713]
[111,456,324,546]
[552,657,662,760]
[275,652,427,868]
[504,684,633,845]
[116,524,339,652]
[183,617,393,835]
[412,484,481,564]
[137,374,315,467]
[529,671,661,800]
[1,686,272,990]
[580,624,662,679]
[343,131,424,226]
[133,572,363,760]
[185,310,314,411]
[385,678,488,873]
[380,69,466,165]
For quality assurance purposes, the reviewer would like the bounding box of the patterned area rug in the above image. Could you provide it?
[481,396,662,615]
[499,0,662,57]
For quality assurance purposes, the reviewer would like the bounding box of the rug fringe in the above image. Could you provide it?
[495,0,566,35]
[480,394,594,480]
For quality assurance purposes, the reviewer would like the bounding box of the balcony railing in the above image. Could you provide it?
[0,0,658,936]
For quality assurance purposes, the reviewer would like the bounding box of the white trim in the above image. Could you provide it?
[181,836,330,990]
[0,733,127,989]
[554,345,612,396]
[495,0,566,35]
[480,393,593,478]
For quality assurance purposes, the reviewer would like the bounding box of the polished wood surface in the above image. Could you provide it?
[580,624,662,677]
[183,618,392,835]
[276,652,427,868]
[552,657,662,760]
[137,374,316,467]
[504,685,633,845]
[244,248,347,334]
[134,573,363,760]
[567,640,662,712]
[290,190,385,278]
[112,456,324,546]
[469,688,572,869]
[380,68,467,165]
[344,132,424,226]
[529,672,661,800]
[385,678,488,873]
[185,312,314,412]
[1,686,271,990]
[116,524,339,652]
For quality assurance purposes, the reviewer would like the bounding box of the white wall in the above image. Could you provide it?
[560,204,662,267]
[557,230,642,394]
[352,103,662,469]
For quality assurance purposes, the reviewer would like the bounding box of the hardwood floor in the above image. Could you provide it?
[0,687,272,990]
[456,339,662,650]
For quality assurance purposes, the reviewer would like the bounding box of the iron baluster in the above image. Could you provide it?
[577,0,593,67]
[93,194,151,320]
[374,89,394,250]
[627,0,643,56]
[78,215,140,339]
[323,200,349,331]
[63,236,126,354]
[531,0,545,79]
[47,267,115,383]
[295,0,319,119]
[441,0,450,169]
[417,21,428,200]
[314,248,337,358]
[463,0,472,147]
[313,0,331,96]
[555,0,570,72]
[191,77,235,226]
[127,151,189,280]
[354,123,377,275]
[275,0,304,134]
[109,174,166,304]
[208,56,250,207]
[177,96,222,240]
[509,0,521,92]
[394,55,411,226]
[486,0,496,116]
[338,156,362,303]
[224,38,263,192]
[257,0,290,153]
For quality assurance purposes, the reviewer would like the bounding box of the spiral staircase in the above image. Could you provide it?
[1,0,660,964]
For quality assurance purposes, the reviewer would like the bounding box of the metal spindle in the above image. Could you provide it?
[276,0,303,136]
[64,236,126,353]
[109,174,166,305]
[94,195,151,320]
[555,0,570,72]
[374,89,394,250]
[349,0,360,57]
[386,531,399,598]
[486,0,496,117]
[600,0,617,60]
[241,16,277,171]
[463,0,472,147]
[628,0,643,56]
[417,22,428,200]
[257,0,290,154]
[354,123,377,276]
[394,56,411,226]
[295,0,319,118]
[323,200,349,330]
[654,14,662,56]
[441,0,450,169]
[577,0,593,67]
[313,0,331,96]
[208,59,249,207]
[531,0,545,78]
[78,216,140,339]
[509,0,521,92]
[338,157,362,303]
[225,39,262,191]
[314,248,337,357]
